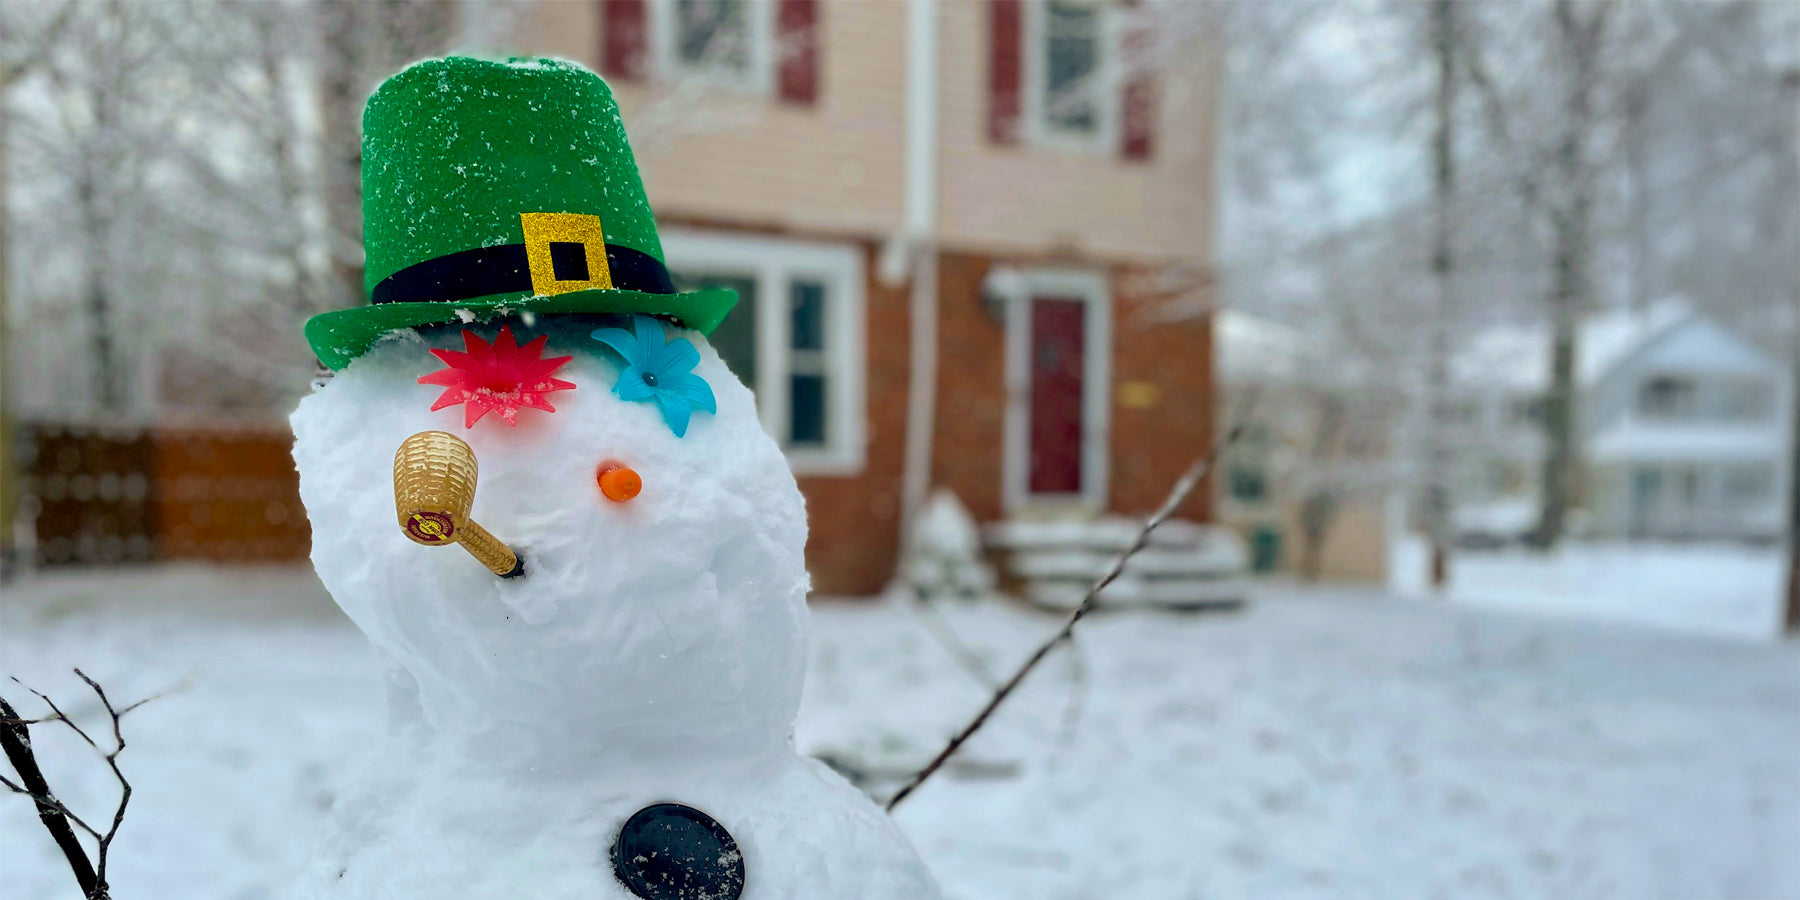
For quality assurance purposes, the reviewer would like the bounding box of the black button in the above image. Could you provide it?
[549,241,590,281]
[610,803,745,900]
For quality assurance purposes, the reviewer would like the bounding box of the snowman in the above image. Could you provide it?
[289,56,940,899]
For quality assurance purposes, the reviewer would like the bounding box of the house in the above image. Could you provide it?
[1212,309,1397,582]
[504,1,1223,594]
[1451,301,1792,543]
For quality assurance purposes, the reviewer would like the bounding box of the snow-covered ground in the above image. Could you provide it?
[1393,536,1790,641]
[3,565,1798,899]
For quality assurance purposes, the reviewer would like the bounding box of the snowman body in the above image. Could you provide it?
[289,320,939,898]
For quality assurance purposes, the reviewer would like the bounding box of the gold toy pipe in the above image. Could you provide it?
[393,430,525,578]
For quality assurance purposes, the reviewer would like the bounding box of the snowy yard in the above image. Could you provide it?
[3,565,1798,900]
[1393,537,1790,641]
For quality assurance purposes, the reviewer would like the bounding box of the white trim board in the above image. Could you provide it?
[660,226,867,476]
[1002,267,1113,514]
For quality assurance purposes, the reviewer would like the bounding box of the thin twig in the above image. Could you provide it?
[14,676,100,751]
[0,771,103,837]
[76,669,131,896]
[886,422,1247,812]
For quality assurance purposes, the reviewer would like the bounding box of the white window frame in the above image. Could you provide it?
[648,0,775,95]
[1001,268,1112,513]
[1022,0,1121,154]
[659,227,866,476]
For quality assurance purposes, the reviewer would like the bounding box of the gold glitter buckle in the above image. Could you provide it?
[520,212,614,297]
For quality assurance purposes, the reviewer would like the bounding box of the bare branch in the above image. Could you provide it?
[12,676,100,752]
[0,771,103,839]
[886,415,1251,812]
[2,671,161,899]
[0,693,100,897]
[75,668,133,893]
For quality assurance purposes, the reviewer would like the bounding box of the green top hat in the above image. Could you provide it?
[303,56,735,370]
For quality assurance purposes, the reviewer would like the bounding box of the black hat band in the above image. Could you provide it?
[372,242,676,305]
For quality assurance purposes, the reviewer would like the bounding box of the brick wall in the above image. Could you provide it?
[1109,266,1215,520]
[932,252,1011,522]
[929,252,1215,525]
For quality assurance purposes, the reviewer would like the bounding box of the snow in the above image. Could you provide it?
[5,565,1796,900]
[1453,299,1692,391]
[901,490,996,600]
[1216,309,1312,382]
[1391,534,1790,641]
[286,318,934,898]
[986,518,1249,609]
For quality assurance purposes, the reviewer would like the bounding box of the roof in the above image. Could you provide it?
[1215,309,1311,382]
[1453,300,1694,393]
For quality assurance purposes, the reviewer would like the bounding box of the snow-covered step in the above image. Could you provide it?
[984,517,1213,552]
[983,516,1250,611]
[1024,576,1251,610]
[1008,546,1243,580]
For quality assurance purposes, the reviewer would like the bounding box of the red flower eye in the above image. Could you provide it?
[417,324,576,427]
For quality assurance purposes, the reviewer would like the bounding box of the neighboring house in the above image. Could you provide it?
[507,1,1222,593]
[1213,310,1396,582]
[1451,301,1792,543]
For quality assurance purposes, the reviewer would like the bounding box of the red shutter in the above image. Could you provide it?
[600,0,649,81]
[777,0,819,105]
[988,0,1023,144]
[1120,0,1155,160]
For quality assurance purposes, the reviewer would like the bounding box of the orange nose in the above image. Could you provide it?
[596,462,642,502]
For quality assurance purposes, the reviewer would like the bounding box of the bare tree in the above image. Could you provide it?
[315,1,461,315]
[0,0,74,573]
[1532,0,1613,550]
[1422,0,1459,584]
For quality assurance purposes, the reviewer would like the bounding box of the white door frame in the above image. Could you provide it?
[1002,268,1112,515]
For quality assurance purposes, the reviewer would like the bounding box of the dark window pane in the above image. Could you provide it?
[672,270,757,394]
[1046,1,1099,133]
[1229,467,1265,502]
[676,0,748,69]
[791,280,825,351]
[789,374,826,446]
[1640,375,1696,418]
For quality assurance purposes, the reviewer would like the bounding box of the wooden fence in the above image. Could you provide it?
[22,423,309,566]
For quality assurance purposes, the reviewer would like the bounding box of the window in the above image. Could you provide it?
[660,228,865,474]
[1442,399,1479,426]
[1228,466,1267,503]
[648,0,774,92]
[1025,0,1117,149]
[1507,396,1545,427]
[1639,375,1698,419]
[1714,379,1774,422]
[1722,463,1773,504]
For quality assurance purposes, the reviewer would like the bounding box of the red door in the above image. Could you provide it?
[1028,298,1086,495]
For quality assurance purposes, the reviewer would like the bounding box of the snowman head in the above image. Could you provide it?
[292,315,809,757]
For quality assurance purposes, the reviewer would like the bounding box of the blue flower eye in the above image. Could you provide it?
[590,315,717,438]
